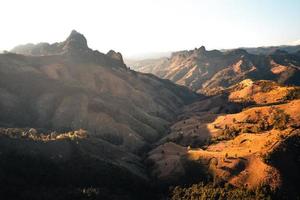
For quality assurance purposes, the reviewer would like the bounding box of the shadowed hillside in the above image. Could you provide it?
[0,31,199,199]
[0,30,199,153]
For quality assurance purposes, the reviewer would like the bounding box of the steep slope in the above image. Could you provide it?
[154,80,299,147]
[146,82,300,198]
[0,31,201,199]
[127,47,300,95]
[0,31,199,153]
[148,100,300,193]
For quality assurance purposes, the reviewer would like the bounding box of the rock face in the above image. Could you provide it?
[107,50,126,68]
[0,31,199,153]
[63,30,89,51]
[107,50,123,62]
[128,46,300,95]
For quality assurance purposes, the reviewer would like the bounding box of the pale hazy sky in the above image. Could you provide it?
[1,0,300,58]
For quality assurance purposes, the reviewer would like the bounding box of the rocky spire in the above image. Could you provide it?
[106,50,127,68]
[107,50,124,63]
[198,46,206,52]
[193,46,206,55]
[62,30,89,52]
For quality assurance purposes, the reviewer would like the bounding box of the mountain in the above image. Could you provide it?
[1,30,199,153]
[0,30,200,199]
[127,46,300,95]
[11,30,89,56]
[1,32,300,199]
[241,45,300,55]
[124,45,300,62]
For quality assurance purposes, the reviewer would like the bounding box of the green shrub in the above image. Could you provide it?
[269,108,289,130]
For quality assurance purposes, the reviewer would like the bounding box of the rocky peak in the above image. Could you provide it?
[106,50,124,63]
[62,30,89,52]
[198,46,206,52]
[190,46,207,58]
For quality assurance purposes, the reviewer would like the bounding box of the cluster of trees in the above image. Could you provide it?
[170,182,273,200]
[0,128,88,141]
[269,108,290,130]
[283,88,300,101]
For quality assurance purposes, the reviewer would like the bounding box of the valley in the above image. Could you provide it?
[0,31,299,200]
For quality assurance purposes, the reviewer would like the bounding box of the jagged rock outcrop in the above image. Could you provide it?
[62,30,89,51]
[107,50,123,62]
[11,30,130,69]
[107,50,126,68]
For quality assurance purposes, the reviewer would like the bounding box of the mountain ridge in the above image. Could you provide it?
[0,30,199,154]
[1,31,300,199]
[128,46,300,95]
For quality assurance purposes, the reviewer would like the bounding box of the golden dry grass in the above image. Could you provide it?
[148,99,300,189]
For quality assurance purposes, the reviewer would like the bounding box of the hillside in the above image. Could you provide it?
[1,32,300,200]
[146,81,300,199]
[0,30,199,154]
[0,31,200,199]
[127,46,300,95]
[0,128,155,200]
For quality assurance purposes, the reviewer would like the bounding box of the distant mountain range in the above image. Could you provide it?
[127,46,300,95]
[240,44,300,55]
[124,44,300,61]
